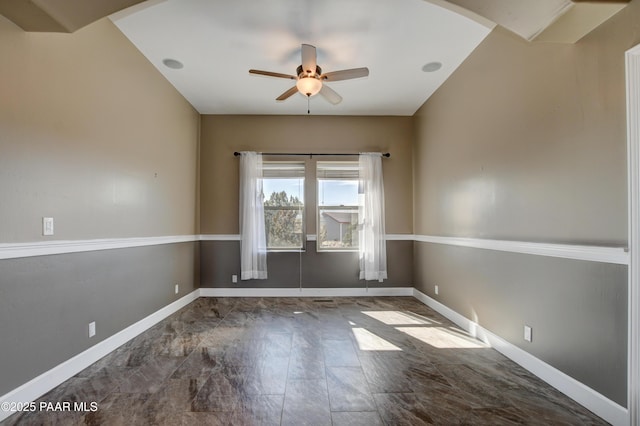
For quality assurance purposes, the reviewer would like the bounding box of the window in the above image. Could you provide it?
[262,162,305,250]
[317,162,359,251]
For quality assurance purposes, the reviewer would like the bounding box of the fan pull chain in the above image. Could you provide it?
[307,95,310,114]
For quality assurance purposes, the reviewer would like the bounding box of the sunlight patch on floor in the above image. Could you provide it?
[362,310,431,325]
[352,328,402,351]
[396,326,487,349]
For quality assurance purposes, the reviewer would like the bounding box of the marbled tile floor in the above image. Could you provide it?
[3,297,607,425]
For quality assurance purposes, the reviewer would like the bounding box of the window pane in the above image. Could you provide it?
[317,160,359,252]
[318,180,358,206]
[263,177,304,250]
[318,207,359,250]
[263,178,304,206]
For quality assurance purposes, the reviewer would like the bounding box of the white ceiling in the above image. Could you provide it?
[111,0,493,116]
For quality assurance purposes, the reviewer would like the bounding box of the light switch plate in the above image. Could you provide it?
[524,325,532,342]
[88,322,96,338]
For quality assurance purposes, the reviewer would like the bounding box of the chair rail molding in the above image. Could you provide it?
[414,234,628,265]
[1,234,627,265]
[0,235,199,260]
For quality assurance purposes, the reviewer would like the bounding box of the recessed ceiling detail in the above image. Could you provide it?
[445,0,630,43]
[111,0,492,116]
[162,58,184,69]
[422,62,443,73]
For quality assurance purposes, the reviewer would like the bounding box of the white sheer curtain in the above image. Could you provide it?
[358,153,388,281]
[239,152,267,280]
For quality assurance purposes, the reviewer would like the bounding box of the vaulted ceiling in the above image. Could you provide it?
[0,0,629,116]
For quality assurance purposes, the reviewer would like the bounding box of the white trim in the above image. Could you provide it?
[0,290,199,422]
[414,234,628,265]
[1,233,408,260]
[199,234,241,241]
[0,235,199,260]
[385,233,415,241]
[204,233,625,265]
[199,286,413,298]
[626,43,640,426]
[0,284,626,424]
[412,289,629,426]
[1,233,622,266]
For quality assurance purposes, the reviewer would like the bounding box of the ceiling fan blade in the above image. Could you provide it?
[321,67,369,82]
[276,86,299,101]
[301,44,317,75]
[319,85,342,105]
[249,69,296,80]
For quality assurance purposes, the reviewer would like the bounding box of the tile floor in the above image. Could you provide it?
[2,297,607,425]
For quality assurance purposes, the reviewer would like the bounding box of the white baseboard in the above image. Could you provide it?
[199,286,414,298]
[0,286,411,421]
[412,289,629,426]
[1,287,627,425]
[0,290,199,422]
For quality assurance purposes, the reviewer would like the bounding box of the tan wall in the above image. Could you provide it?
[411,1,640,405]
[412,2,639,245]
[200,115,413,235]
[0,16,199,243]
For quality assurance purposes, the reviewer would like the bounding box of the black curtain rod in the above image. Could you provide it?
[233,152,390,158]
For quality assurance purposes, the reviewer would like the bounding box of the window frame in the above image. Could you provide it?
[262,161,306,252]
[316,161,360,253]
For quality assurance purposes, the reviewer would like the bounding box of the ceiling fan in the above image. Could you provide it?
[249,44,369,105]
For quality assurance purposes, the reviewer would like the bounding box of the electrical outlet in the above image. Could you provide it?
[232,275,238,283]
[524,325,532,342]
[174,284,179,294]
[88,322,96,338]
[42,217,54,236]
[435,285,439,295]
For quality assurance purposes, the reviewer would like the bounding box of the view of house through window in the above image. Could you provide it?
[262,162,305,250]
[317,162,359,251]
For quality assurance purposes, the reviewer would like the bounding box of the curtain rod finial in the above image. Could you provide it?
[383,153,391,158]
[234,152,240,156]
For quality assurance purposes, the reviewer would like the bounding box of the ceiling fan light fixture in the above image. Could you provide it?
[296,76,322,97]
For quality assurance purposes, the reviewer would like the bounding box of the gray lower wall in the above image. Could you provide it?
[3,238,626,409]
[413,241,628,406]
[201,240,412,288]
[0,242,198,396]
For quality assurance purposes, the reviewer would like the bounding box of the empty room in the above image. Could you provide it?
[1,0,639,424]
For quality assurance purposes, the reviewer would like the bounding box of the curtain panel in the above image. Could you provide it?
[358,152,388,281]
[239,152,268,280]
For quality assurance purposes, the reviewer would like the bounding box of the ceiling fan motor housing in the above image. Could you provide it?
[297,65,322,78]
